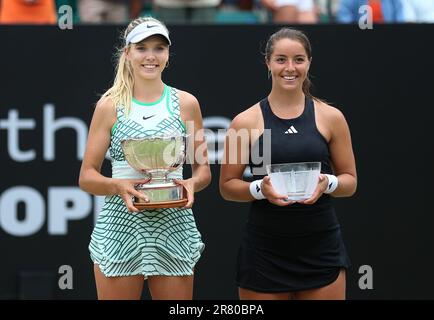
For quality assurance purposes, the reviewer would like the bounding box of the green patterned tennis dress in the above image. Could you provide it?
[89,85,205,278]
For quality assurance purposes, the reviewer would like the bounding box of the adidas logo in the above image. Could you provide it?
[284,126,298,134]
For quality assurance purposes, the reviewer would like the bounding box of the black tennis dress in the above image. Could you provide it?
[236,96,351,293]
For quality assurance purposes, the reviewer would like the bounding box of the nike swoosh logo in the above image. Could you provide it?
[146,24,158,28]
[143,115,155,120]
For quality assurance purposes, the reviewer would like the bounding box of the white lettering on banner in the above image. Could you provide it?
[0,104,88,161]
[200,116,256,178]
[202,116,231,164]
[0,186,45,236]
[48,187,92,235]
[0,110,36,162]
[43,104,87,161]
[0,186,100,236]
[1,106,236,162]
[1,110,265,238]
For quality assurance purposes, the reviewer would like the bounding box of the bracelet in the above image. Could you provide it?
[249,179,266,200]
[324,174,338,194]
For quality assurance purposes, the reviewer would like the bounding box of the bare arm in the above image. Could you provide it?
[78,97,148,211]
[219,112,253,202]
[304,102,357,205]
[178,91,211,208]
[78,97,117,195]
[219,106,290,206]
[327,108,357,197]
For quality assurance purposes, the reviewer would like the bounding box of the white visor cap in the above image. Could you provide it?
[126,21,171,46]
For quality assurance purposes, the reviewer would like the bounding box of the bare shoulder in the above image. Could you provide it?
[92,96,116,128]
[178,89,200,122]
[178,89,199,111]
[95,96,116,114]
[231,102,262,130]
[314,99,347,125]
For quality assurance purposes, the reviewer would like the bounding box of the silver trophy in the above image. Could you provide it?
[120,134,188,209]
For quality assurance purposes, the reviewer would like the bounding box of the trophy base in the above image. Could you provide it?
[133,183,187,210]
[134,198,188,210]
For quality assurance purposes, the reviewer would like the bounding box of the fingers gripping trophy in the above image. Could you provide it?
[121,134,188,209]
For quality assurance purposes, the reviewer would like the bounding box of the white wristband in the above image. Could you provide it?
[249,179,266,200]
[324,174,338,194]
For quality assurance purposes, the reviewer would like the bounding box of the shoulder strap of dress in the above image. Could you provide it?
[169,86,180,115]
[116,105,126,121]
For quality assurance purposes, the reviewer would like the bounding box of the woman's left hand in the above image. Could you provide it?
[298,174,329,205]
[173,178,195,209]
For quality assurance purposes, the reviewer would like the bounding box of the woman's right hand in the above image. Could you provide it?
[113,178,150,212]
[261,176,295,206]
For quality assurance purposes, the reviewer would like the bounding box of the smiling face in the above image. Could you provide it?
[266,38,311,92]
[126,35,169,81]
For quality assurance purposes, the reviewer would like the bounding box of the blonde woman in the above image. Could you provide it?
[79,17,211,300]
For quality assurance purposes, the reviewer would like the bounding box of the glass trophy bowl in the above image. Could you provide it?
[266,162,321,201]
